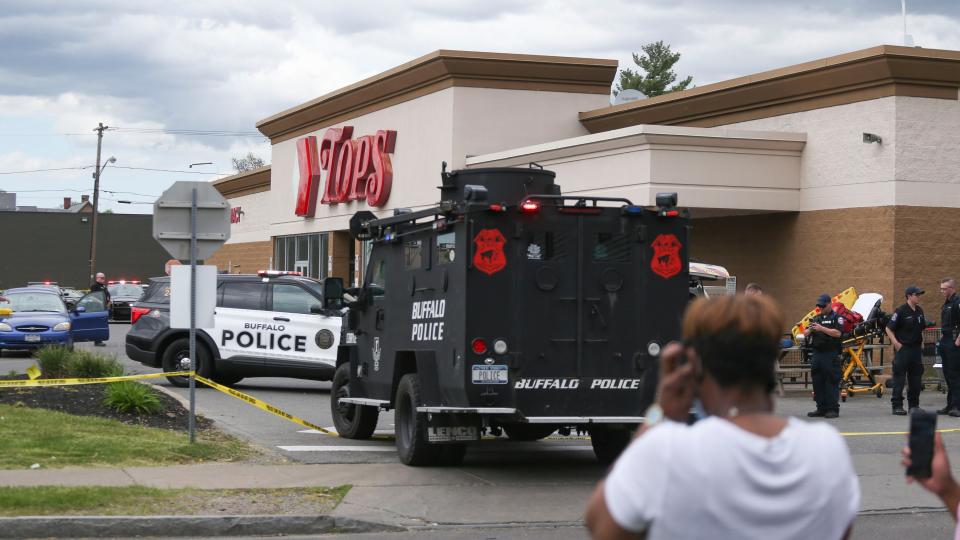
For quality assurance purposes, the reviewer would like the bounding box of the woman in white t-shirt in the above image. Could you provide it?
[586,295,860,540]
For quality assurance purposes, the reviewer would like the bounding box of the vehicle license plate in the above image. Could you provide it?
[472,365,508,384]
[428,425,479,442]
[24,334,41,343]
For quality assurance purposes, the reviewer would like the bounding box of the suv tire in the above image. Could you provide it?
[162,337,213,387]
[395,373,441,466]
[331,363,379,440]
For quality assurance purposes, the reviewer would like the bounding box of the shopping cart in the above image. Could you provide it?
[922,327,945,393]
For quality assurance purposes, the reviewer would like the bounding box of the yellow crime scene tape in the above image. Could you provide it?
[0,371,194,387]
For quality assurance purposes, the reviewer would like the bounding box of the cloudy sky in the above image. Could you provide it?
[1,0,958,212]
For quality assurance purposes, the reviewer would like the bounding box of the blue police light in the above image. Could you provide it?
[622,205,644,215]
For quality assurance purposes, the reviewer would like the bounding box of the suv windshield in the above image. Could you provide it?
[108,284,145,298]
[2,292,66,313]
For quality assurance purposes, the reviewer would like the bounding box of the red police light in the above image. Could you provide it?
[471,338,488,355]
[131,306,151,324]
[520,201,540,214]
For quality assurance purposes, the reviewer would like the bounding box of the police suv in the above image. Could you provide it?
[330,166,689,466]
[125,272,345,386]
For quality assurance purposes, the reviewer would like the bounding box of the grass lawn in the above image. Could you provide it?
[0,485,351,516]
[0,404,252,469]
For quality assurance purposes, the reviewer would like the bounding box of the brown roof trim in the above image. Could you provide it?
[213,166,271,199]
[256,50,618,143]
[580,45,960,132]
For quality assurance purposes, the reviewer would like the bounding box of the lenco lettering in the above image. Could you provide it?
[411,299,445,342]
[513,378,644,390]
[222,330,307,353]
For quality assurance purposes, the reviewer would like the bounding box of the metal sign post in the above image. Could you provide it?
[153,181,231,444]
[188,187,197,443]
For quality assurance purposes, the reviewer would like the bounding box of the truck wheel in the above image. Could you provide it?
[502,424,558,441]
[162,338,212,388]
[589,425,633,465]
[395,373,441,466]
[331,363,379,440]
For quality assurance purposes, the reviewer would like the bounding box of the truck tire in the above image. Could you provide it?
[395,373,441,466]
[331,363,379,440]
[502,424,558,441]
[589,425,633,465]
[162,337,213,388]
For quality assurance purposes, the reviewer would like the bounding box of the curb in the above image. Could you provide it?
[0,514,404,538]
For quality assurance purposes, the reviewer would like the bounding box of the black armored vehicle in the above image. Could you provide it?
[331,166,689,466]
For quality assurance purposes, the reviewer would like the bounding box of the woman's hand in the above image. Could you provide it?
[656,342,697,422]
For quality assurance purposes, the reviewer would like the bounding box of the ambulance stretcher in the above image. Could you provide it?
[787,289,888,401]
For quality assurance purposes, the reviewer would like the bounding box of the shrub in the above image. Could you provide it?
[35,346,73,379]
[103,382,162,415]
[69,351,124,378]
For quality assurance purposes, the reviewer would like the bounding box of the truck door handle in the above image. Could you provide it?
[375,309,385,330]
[273,316,290,322]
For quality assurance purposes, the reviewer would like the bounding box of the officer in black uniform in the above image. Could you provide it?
[885,285,926,415]
[805,294,845,419]
[938,277,960,416]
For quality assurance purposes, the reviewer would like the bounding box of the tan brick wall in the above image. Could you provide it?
[329,231,352,281]
[689,207,896,325]
[206,241,272,275]
[894,206,960,309]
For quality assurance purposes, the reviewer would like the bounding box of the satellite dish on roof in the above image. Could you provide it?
[614,89,647,105]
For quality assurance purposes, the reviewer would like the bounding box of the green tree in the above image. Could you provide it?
[615,41,693,97]
[231,152,265,173]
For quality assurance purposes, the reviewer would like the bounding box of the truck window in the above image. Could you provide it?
[437,231,455,264]
[593,233,631,262]
[272,284,319,314]
[404,240,422,270]
[369,259,387,297]
[220,282,263,310]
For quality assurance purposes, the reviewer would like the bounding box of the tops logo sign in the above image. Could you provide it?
[295,126,398,217]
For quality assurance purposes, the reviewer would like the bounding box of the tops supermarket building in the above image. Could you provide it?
[208,45,960,321]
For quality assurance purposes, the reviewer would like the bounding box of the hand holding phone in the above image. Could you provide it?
[907,409,937,479]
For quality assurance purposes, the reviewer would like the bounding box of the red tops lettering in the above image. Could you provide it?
[295,126,398,217]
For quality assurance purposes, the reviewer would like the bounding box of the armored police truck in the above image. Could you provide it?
[331,166,689,466]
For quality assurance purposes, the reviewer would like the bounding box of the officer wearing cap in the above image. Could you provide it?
[885,285,926,415]
[938,277,960,416]
[805,294,845,419]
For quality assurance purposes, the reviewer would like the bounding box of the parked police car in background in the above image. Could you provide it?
[125,272,345,387]
[106,280,145,322]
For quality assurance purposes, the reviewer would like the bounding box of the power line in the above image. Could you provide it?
[110,165,222,175]
[0,166,91,175]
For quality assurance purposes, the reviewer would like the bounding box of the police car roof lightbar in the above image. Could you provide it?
[257,270,302,277]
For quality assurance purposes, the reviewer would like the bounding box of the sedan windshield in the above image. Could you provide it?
[108,284,144,298]
[2,292,67,313]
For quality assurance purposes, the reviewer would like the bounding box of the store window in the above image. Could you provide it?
[273,233,328,279]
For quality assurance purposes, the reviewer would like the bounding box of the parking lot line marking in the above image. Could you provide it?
[278,446,395,452]
[841,428,960,437]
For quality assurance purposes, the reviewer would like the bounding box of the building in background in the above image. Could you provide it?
[207,45,960,321]
[0,210,170,290]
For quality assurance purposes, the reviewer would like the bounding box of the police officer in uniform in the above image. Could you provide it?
[938,277,960,416]
[805,294,845,419]
[885,285,926,416]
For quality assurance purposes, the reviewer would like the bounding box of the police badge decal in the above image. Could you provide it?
[650,233,682,279]
[473,228,507,276]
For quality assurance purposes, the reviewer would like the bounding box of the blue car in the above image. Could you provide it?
[0,287,109,354]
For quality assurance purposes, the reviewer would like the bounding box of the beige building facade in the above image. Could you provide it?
[208,45,960,322]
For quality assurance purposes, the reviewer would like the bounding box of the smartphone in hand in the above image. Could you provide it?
[907,409,937,478]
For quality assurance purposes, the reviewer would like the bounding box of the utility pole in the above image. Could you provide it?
[89,123,107,283]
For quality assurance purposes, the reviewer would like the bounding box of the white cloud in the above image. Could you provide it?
[0,0,958,212]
